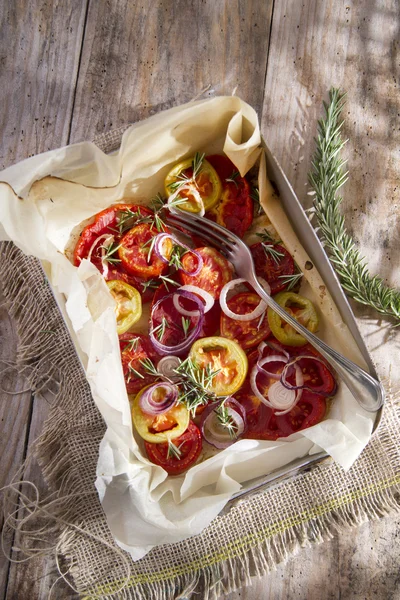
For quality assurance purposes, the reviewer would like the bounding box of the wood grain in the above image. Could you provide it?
[68,0,274,142]
[0,1,88,598]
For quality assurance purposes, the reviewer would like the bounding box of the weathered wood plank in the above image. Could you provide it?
[68,0,274,142]
[0,0,89,169]
[0,1,89,598]
[0,290,33,600]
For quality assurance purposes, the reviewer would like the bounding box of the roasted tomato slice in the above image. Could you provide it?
[131,386,190,443]
[275,391,327,436]
[282,355,337,397]
[220,292,271,350]
[206,154,253,238]
[73,203,153,267]
[105,268,155,303]
[189,336,248,397]
[151,291,202,352]
[250,242,295,295]
[235,351,283,440]
[180,247,234,299]
[119,333,160,394]
[118,223,167,280]
[144,421,202,475]
[164,156,222,213]
[107,280,142,335]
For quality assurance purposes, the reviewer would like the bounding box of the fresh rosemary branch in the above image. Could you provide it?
[215,402,239,439]
[225,170,240,187]
[125,337,140,352]
[140,357,162,378]
[174,357,220,417]
[101,240,121,264]
[152,316,170,341]
[309,88,400,323]
[167,439,183,460]
[278,272,304,291]
[167,152,205,193]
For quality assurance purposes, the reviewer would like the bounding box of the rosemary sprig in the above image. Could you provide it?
[167,439,182,460]
[181,317,191,338]
[112,208,154,235]
[101,240,122,264]
[251,186,263,216]
[141,278,161,293]
[225,170,240,187]
[159,275,180,290]
[279,272,304,291]
[139,357,162,378]
[142,235,157,263]
[174,357,220,417]
[125,337,140,352]
[309,88,400,323]
[168,243,189,270]
[215,402,239,439]
[152,316,170,341]
[127,361,145,383]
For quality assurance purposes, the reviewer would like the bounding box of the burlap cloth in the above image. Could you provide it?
[1,126,400,599]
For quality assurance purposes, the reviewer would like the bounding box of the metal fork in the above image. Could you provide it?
[166,212,385,412]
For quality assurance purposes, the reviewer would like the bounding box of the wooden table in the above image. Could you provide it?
[1,1,399,598]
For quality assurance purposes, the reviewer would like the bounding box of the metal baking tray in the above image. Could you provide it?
[40,136,383,513]
[221,141,383,513]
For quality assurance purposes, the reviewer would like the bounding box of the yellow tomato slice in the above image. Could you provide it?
[267,292,319,347]
[106,280,142,335]
[164,156,222,213]
[189,336,248,396]
[130,387,190,443]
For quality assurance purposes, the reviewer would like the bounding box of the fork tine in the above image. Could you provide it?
[166,213,235,250]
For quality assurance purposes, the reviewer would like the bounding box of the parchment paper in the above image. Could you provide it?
[0,96,375,560]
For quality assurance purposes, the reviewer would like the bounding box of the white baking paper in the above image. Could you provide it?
[0,96,375,560]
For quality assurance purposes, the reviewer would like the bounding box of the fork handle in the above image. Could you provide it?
[251,277,384,412]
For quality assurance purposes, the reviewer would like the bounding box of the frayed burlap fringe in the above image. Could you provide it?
[1,239,400,595]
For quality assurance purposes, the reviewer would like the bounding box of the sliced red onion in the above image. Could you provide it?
[139,382,178,415]
[172,285,214,317]
[150,290,204,355]
[201,401,246,449]
[153,233,203,276]
[250,361,303,412]
[220,278,268,321]
[280,355,338,397]
[267,382,297,415]
[258,340,290,360]
[256,355,289,380]
[157,356,181,381]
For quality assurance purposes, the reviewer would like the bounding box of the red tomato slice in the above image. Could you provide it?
[119,333,160,394]
[144,421,202,475]
[250,242,295,295]
[275,392,327,435]
[283,355,337,396]
[234,350,283,440]
[151,292,201,351]
[220,292,271,350]
[73,203,153,267]
[206,154,253,238]
[119,223,167,280]
[180,247,234,299]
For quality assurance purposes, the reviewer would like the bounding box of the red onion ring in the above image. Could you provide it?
[153,233,203,276]
[220,278,268,321]
[250,361,303,411]
[172,285,214,317]
[256,355,289,380]
[150,289,204,355]
[200,399,247,449]
[139,382,178,415]
[280,355,338,397]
